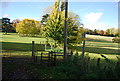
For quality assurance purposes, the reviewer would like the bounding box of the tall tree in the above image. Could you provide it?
[46,0,64,44]
[2,18,11,34]
[45,0,84,46]
[41,14,49,26]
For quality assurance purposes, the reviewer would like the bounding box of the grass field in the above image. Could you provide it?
[2,33,120,79]
[1,33,119,60]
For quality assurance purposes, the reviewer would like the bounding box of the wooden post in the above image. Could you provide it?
[82,32,86,65]
[48,52,50,63]
[45,43,46,51]
[32,41,34,57]
[35,56,37,63]
[54,52,56,65]
[51,51,53,64]
[41,53,43,64]
[32,41,36,63]
[87,57,90,71]
[48,52,51,66]
[97,58,100,67]
[64,0,68,61]
[71,50,73,56]
[115,61,120,69]
[76,51,78,56]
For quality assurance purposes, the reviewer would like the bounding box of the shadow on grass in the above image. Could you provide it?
[2,42,45,52]
[72,45,119,55]
[87,38,113,43]
[2,41,119,55]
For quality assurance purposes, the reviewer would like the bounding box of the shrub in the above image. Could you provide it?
[112,37,120,43]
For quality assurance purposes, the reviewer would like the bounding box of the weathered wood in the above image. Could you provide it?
[86,57,90,71]
[41,53,43,64]
[64,0,68,60]
[76,51,78,56]
[32,41,34,57]
[115,61,120,69]
[35,56,37,63]
[32,41,36,64]
[48,52,50,62]
[45,44,46,51]
[48,52,51,66]
[97,58,100,67]
[71,50,73,56]
[54,53,56,65]
[82,32,86,65]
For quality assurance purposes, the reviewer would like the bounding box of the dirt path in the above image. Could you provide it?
[2,57,37,79]
[8,64,33,79]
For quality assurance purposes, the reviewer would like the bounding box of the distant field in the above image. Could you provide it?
[74,34,119,60]
[1,33,46,43]
[86,34,114,41]
[1,33,119,60]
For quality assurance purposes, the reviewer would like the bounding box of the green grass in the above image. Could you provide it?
[1,33,119,60]
[2,33,120,79]
[80,34,118,54]
[1,33,46,43]
[71,34,119,61]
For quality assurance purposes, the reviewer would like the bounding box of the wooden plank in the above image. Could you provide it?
[41,53,43,64]
[82,32,86,65]
[97,58,100,67]
[32,41,34,57]
[64,0,68,60]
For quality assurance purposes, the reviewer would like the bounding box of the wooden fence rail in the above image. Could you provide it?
[32,41,120,70]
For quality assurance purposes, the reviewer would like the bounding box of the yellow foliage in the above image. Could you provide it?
[16,18,40,35]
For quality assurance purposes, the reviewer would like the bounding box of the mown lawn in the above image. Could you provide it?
[1,33,120,80]
[1,33,119,60]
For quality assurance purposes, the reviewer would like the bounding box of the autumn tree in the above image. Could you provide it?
[45,0,84,47]
[16,18,40,36]
[12,19,20,30]
[105,28,119,37]
[99,30,104,36]
[105,29,110,36]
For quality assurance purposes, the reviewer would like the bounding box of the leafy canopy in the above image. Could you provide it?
[45,0,84,46]
[16,18,40,36]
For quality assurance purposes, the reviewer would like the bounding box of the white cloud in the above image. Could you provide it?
[82,12,109,30]
[84,22,107,30]
[2,14,9,17]
[84,12,103,23]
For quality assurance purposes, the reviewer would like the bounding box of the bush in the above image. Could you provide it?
[112,37,120,43]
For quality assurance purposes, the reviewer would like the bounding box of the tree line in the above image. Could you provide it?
[86,28,119,37]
